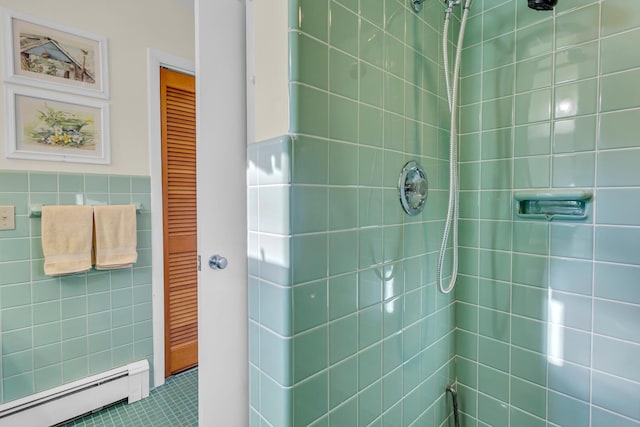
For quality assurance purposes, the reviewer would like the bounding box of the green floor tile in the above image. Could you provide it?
[58,368,198,426]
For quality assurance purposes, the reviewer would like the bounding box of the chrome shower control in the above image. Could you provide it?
[209,254,228,270]
[398,161,428,216]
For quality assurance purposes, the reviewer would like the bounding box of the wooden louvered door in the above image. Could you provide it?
[161,67,198,376]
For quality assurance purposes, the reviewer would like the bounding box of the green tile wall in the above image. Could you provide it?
[249,0,459,424]
[456,0,640,425]
[0,171,153,404]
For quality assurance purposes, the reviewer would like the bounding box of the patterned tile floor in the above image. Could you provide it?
[59,368,198,426]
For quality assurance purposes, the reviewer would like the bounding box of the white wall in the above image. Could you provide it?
[252,0,288,143]
[0,0,195,175]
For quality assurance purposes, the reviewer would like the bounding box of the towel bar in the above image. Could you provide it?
[29,203,143,218]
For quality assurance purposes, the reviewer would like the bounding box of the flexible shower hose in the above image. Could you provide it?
[437,0,472,294]
[446,385,460,427]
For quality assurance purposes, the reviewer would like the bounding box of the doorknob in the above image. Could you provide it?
[208,254,228,270]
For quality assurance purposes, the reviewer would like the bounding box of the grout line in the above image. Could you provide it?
[590,3,603,424]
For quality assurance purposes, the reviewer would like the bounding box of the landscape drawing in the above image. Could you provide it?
[11,16,103,91]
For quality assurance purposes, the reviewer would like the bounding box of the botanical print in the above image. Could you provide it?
[15,94,102,157]
[28,103,95,148]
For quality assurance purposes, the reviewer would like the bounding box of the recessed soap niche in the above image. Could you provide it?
[514,190,593,221]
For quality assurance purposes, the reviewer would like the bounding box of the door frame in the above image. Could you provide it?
[147,49,195,389]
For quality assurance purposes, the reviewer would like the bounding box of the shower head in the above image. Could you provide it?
[528,0,557,10]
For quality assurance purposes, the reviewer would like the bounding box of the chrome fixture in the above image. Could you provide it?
[411,0,424,12]
[411,0,474,293]
[209,254,228,270]
[528,0,557,10]
[436,0,474,294]
[412,0,465,13]
[398,161,428,216]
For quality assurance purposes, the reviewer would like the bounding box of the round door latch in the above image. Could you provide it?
[398,161,428,216]
[209,255,228,270]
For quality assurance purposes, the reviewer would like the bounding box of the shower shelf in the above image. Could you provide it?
[514,190,592,221]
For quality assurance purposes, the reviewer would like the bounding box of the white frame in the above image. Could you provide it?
[2,8,109,99]
[5,85,110,164]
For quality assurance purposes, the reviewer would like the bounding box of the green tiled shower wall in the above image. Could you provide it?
[248,0,462,424]
[0,170,153,404]
[455,0,640,425]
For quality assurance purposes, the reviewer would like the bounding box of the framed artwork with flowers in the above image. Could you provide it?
[2,8,109,98]
[4,85,110,164]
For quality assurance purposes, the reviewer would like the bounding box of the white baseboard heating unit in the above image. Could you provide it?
[0,360,149,427]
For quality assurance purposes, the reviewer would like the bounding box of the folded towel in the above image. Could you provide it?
[93,204,138,270]
[41,205,94,276]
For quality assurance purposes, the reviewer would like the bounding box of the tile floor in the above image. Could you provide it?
[59,368,198,426]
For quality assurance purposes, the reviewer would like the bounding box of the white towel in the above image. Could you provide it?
[93,204,138,270]
[41,205,94,276]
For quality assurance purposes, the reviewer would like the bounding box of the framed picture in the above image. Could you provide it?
[5,85,110,164]
[2,8,109,98]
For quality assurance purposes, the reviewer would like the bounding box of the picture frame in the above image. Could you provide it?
[2,8,109,98]
[4,85,110,164]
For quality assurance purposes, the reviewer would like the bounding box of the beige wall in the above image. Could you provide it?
[252,0,288,143]
[0,0,195,175]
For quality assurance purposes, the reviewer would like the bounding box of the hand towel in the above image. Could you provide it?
[41,205,94,276]
[93,204,138,270]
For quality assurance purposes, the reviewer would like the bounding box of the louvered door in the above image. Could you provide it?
[161,67,198,376]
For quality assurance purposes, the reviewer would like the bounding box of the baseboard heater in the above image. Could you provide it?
[0,360,149,427]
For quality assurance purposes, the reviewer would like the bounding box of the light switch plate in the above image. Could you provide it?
[0,206,15,230]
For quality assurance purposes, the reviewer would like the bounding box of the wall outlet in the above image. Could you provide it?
[0,205,15,230]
